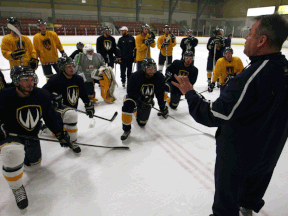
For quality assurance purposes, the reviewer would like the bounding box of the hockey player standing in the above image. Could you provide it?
[135,24,156,70]
[208,47,244,92]
[164,51,198,109]
[172,14,288,216]
[206,28,225,88]
[0,65,75,209]
[117,26,136,87]
[225,33,233,48]
[1,17,38,70]
[42,56,95,153]
[70,42,84,60]
[33,19,67,80]
[74,44,106,102]
[156,25,176,73]
[180,29,198,65]
[96,27,116,68]
[121,58,168,140]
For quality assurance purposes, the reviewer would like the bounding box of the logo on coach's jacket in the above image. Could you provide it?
[67,86,79,106]
[104,40,112,51]
[42,38,51,50]
[15,40,25,50]
[178,70,189,76]
[226,66,234,75]
[17,105,42,131]
[141,84,154,97]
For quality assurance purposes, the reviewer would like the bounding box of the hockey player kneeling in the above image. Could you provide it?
[121,58,168,140]
[91,66,117,103]
[0,65,74,209]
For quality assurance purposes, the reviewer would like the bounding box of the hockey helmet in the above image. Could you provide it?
[223,47,233,55]
[213,27,221,36]
[184,51,194,59]
[10,65,38,85]
[83,44,94,54]
[141,24,150,31]
[57,57,74,72]
[141,58,157,73]
[102,26,112,34]
[187,29,193,33]
[36,19,47,28]
[7,17,21,31]
[76,42,84,50]
[163,25,171,31]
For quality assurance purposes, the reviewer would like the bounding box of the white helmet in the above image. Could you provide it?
[83,44,94,55]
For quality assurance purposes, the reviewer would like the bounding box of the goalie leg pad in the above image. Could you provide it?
[63,109,78,142]
[1,143,25,189]
[100,67,117,103]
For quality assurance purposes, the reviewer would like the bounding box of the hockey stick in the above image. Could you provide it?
[7,23,23,65]
[145,43,150,58]
[9,133,129,149]
[74,108,118,122]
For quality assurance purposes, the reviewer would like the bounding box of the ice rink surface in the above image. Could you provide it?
[0,43,288,216]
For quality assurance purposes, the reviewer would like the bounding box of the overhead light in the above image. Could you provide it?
[82,0,86,3]
[111,1,118,4]
[247,6,275,17]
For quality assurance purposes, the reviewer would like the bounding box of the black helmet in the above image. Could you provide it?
[141,24,150,31]
[141,58,157,73]
[223,47,233,54]
[10,65,38,85]
[102,26,112,34]
[57,57,74,72]
[184,51,194,58]
[76,42,84,50]
[36,19,47,28]
[163,25,170,31]
[7,17,21,31]
[213,27,221,36]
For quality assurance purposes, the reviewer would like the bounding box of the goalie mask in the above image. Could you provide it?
[10,65,38,85]
[83,44,94,60]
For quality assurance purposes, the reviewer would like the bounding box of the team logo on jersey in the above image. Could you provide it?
[104,40,112,51]
[17,105,42,131]
[87,65,96,72]
[226,66,234,75]
[178,70,189,76]
[67,86,79,106]
[15,40,25,50]
[140,84,154,97]
[42,38,51,50]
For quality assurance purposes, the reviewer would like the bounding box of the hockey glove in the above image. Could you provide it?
[28,58,39,70]
[170,33,176,43]
[159,106,169,119]
[60,51,67,57]
[11,49,25,60]
[56,131,73,148]
[225,74,236,85]
[51,92,63,109]
[139,95,154,108]
[85,101,95,118]
[0,120,9,141]
[144,39,150,46]
[161,42,169,48]
[208,82,215,92]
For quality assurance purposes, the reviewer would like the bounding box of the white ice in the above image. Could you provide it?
[0,44,288,216]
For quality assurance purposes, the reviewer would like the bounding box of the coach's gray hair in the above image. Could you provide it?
[253,13,288,50]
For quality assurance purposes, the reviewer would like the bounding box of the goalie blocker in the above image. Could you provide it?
[92,66,117,103]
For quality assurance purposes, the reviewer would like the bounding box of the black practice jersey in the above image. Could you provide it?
[167,60,198,84]
[42,73,90,108]
[0,87,63,136]
[0,70,7,89]
[128,71,166,109]
[96,35,116,58]
[117,34,136,62]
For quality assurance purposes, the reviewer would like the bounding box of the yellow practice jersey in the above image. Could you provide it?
[135,33,156,61]
[1,34,37,69]
[33,31,64,64]
[157,34,176,57]
[212,56,244,85]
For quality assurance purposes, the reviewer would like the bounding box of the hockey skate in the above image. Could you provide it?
[71,141,81,154]
[121,130,131,141]
[240,207,253,216]
[12,185,28,210]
